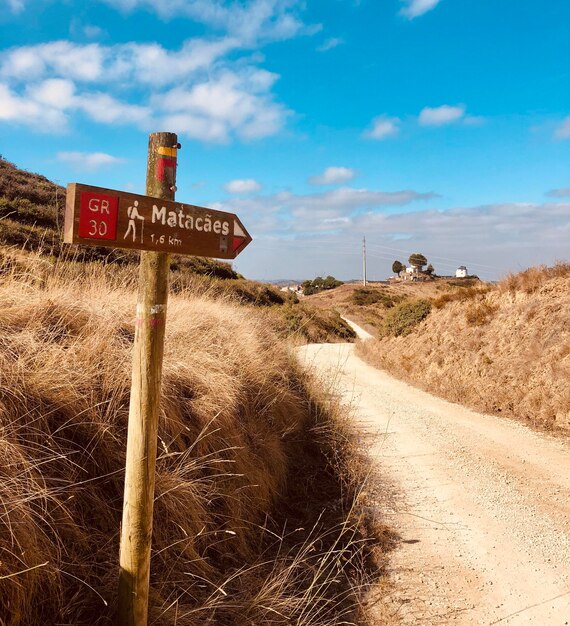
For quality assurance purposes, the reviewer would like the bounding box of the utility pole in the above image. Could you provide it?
[362,236,367,286]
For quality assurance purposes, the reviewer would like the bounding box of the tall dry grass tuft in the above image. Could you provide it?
[0,252,381,625]
[432,283,494,309]
[499,261,570,294]
[358,263,570,432]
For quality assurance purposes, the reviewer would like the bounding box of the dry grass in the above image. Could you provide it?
[0,254,386,625]
[306,280,487,338]
[464,301,499,326]
[0,247,355,345]
[358,263,570,432]
[432,283,494,309]
[0,157,238,279]
[499,261,570,294]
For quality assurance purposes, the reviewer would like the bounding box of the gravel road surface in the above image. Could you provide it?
[298,335,570,625]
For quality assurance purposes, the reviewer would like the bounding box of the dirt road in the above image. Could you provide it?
[298,336,570,625]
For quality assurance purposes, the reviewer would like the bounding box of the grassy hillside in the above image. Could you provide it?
[306,279,478,335]
[0,256,387,625]
[358,264,570,432]
[0,157,238,278]
[0,158,355,344]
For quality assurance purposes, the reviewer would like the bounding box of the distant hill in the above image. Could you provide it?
[0,157,238,279]
[269,279,305,287]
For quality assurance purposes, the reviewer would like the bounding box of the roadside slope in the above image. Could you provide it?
[0,258,365,626]
[359,265,570,432]
[299,341,570,625]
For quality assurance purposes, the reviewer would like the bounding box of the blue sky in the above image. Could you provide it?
[1,0,569,280]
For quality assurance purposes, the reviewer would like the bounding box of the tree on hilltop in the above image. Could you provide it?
[302,275,343,296]
[426,263,435,276]
[392,260,404,274]
[408,252,428,269]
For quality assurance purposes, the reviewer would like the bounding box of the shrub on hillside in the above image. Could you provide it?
[351,288,399,308]
[381,299,432,337]
[272,303,356,343]
[219,279,287,306]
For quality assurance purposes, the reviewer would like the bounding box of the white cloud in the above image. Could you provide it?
[0,2,309,141]
[8,0,25,13]
[69,19,105,39]
[400,0,443,19]
[32,78,75,108]
[75,92,151,125]
[352,202,570,263]
[0,7,353,148]
[224,179,262,193]
[212,186,438,237]
[555,115,570,139]
[0,77,151,130]
[235,200,570,282]
[546,188,570,198]
[365,115,400,139]
[0,38,290,141]
[156,69,288,142]
[57,151,126,170]
[83,24,104,38]
[288,187,436,217]
[463,114,485,126]
[419,104,466,126]
[317,37,344,52]
[0,0,306,143]
[99,0,307,44]
[120,39,240,86]
[0,82,68,131]
[308,166,356,185]
[1,42,105,82]
[0,39,236,86]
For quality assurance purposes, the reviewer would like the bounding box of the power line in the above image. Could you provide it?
[252,237,494,273]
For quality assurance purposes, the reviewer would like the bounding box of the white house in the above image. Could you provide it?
[399,266,420,281]
[280,285,303,295]
[455,266,468,278]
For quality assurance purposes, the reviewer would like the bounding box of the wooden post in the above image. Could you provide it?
[117,132,178,626]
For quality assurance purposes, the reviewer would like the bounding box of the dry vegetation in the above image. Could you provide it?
[358,263,570,432]
[0,252,389,625]
[0,157,356,345]
[306,281,453,336]
[0,158,239,280]
[0,246,355,346]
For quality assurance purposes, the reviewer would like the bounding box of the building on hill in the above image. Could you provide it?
[399,266,422,282]
[456,266,468,278]
[280,284,303,295]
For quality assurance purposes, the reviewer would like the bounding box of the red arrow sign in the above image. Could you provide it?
[64,183,252,260]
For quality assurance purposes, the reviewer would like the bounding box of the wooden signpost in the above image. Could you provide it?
[63,132,251,626]
[64,186,251,259]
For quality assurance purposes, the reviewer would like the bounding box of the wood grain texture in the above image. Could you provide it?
[117,132,177,626]
[63,182,251,259]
